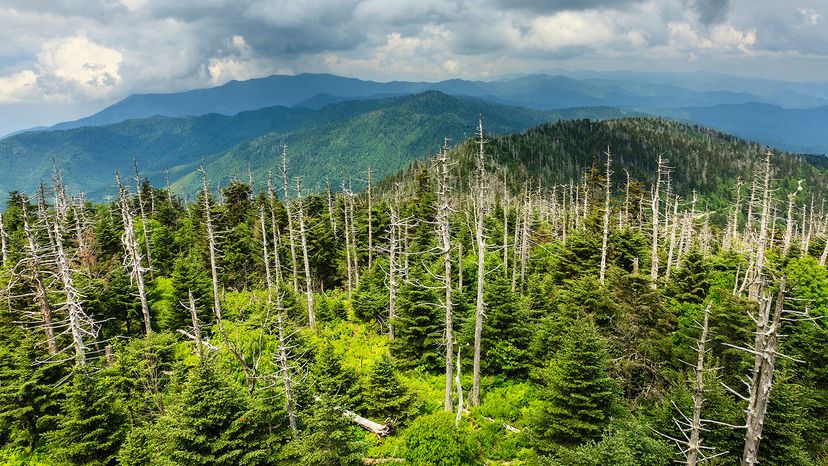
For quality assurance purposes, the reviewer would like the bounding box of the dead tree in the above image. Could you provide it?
[665,196,680,281]
[599,146,612,285]
[686,305,713,465]
[116,172,152,335]
[367,167,374,269]
[740,277,787,465]
[342,178,354,299]
[187,290,205,359]
[348,187,361,286]
[387,204,399,340]
[436,141,454,411]
[472,115,487,407]
[657,306,722,465]
[267,173,284,285]
[281,145,300,293]
[455,345,463,426]
[260,205,299,437]
[52,199,92,366]
[730,177,744,249]
[325,177,337,237]
[749,151,772,300]
[134,161,154,278]
[295,178,316,331]
[21,198,57,354]
[782,181,802,256]
[650,154,666,288]
[519,190,531,295]
[0,213,7,267]
[200,167,224,329]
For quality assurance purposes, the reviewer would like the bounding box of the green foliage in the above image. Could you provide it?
[155,363,271,465]
[529,319,617,453]
[540,418,671,466]
[292,395,365,466]
[361,355,416,423]
[47,367,127,466]
[400,411,480,466]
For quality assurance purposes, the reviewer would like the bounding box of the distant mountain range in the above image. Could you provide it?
[0,92,634,200]
[1,71,827,201]
[11,72,827,157]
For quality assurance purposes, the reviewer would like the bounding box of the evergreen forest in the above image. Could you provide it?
[1,117,828,465]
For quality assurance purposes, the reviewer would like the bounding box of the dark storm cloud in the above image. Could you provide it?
[689,0,731,24]
[0,0,826,117]
[491,0,644,12]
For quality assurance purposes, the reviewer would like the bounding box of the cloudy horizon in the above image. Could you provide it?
[1,0,826,134]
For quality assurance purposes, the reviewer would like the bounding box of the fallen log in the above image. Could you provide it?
[312,396,391,436]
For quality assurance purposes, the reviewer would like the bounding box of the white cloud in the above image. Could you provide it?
[526,11,617,49]
[37,36,123,96]
[0,70,38,103]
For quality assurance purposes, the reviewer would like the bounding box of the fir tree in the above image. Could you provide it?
[361,354,415,423]
[48,368,127,466]
[530,319,617,453]
[294,395,365,466]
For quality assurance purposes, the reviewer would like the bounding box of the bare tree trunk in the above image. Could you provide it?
[134,161,154,279]
[326,177,337,237]
[782,182,802,256]
[472,115,487,407]
[117,172,152,335]
[519,191,531,295]
[276,310,299,438]
[200,168,224,329]
[731,177,744,248]
[295,178,316,331]
[0,213,7,267]
[621,169,631,230]
[749,151,772,300]
[455,345,463,425]
[437,142,454,411]
[458,242,463,292]
[188,290,204,359]
[804,194,815,255]
[650,154,664,288]
[281,145,300,293]
[388,204,399,341]
[599,146,612,285]
[52,207,87,366]
[348,189,361,287]
[367,167,374,269]
[665,196,680,281]
[687,305,711,466]
[511,198,521,292]
[21,199,57,354]
[741,276,787,466]
[267,174,284,285]
[502,177,509,277]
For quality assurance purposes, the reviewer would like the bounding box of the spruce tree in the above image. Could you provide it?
[294,395,365,466]
[48,368,127,466]
[530,319,617,453]
[390,268,442,371]
[312,340,362,409]
[361,354,415,423]
[161,363,267,465]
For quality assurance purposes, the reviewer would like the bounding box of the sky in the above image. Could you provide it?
[0,0,826,134]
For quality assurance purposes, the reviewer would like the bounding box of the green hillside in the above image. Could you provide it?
[172,92,633,195]
[0,92,633,200]
[388,117,828,214]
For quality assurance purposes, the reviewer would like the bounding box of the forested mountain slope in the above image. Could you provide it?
[0,91,632,200]
[385,117,828,216]
[1,111,827,465]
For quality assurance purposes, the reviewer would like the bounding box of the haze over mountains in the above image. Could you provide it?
[1,71,826,200]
